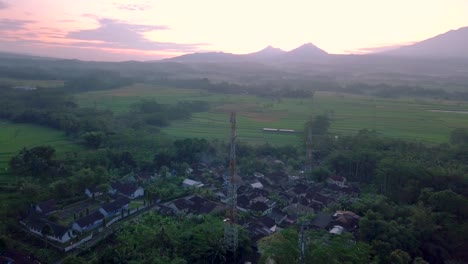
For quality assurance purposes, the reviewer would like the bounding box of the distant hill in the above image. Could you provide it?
[245,46,286,59]
[382,26,468,57]
[166,43,328,63]
[280,43,328,61]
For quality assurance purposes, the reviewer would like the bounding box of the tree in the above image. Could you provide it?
[307,115,330,135]
[82,131,105,148]
[389,249,411,264]
[450,128,468,146]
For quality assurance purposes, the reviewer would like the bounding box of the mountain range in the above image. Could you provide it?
[167,26,468,63]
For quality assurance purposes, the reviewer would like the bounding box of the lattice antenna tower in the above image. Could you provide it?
[224,112,239,252]
[305,123,313,175]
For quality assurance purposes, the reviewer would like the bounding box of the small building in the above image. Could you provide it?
[311,211,333,230]
[283,203,314,217]
[13,86,36,91]
[259,216,277,234]
[329,225,344,235]
[332,211,360,231]
[35,199,57,215]
[327,175,347,187]
[72,211,105,233]
[21,211,74,243]
[85,186,103,198]
[99,196,130,217]
[182,178,204,188]
[250,181,264,189]
[249,201,272,216]
[109,182,144,199]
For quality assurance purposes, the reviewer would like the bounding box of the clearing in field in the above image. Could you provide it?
[0,121,81,184]
[75,84,468,145]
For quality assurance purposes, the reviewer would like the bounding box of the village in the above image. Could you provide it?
[20,159,362,254]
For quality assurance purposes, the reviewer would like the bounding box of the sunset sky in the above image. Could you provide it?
[0,0,467,61]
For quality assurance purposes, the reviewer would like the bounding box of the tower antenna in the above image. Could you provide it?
[224,112,239,254]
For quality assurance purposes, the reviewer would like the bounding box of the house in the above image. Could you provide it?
[21,211,74,243]
[331,211,360,231]
[156,205,174,216]
[85,186,103,198]
[249,201,272,216]
[283,203,314,217]
[267,208,288,225]
[35,199,57,215]
[13,86,36,91]
[327,175,347,187]
[290,183,309,197]
[329,225,344,235]
[99,196,130,217]
[253,172,264,178]
[168,198,191,215]
[259,216,277,234]
[109,182,144,199]
[72,211,105,233]
[182,179,204,188]
[311,212,333,230]
[168,195,223,215]
[250,181,264,189]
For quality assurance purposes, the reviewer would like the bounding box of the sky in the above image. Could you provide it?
[0,0,467,61]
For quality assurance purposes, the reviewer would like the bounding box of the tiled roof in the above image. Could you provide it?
[75,211,104,228]
[101,196,130,213]
[36,199,56,214]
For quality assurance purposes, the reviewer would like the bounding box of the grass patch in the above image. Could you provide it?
[0,78,64,88]
[75,84,468,145]
[0,121,82,184]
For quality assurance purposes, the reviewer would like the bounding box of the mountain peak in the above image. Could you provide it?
[382,26,468,57]
[247,45,286,58]
[287,42,328,57]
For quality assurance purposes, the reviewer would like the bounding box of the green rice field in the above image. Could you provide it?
[75,83,468,145]
[0,78,64,88]
[0,121,81,184]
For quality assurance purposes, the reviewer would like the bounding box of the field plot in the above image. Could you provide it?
[0,121,81,184]
[75,84,468,145]
[0,78,64,88]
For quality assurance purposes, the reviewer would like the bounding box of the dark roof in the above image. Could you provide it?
[188,196,206,207]
[311,212,333,229]
[252,188,269,197]
[173,198,190,211]
[329,175,345,182]
[265,171,288,181]
[312,193,335,205]
[111,182,141,196]
[249,201,269,212]
[198,202,217,214]
[237,195,250,209]
[268,209,287,224]
[101,196,130,213]
[157,205,174,215]
[22,211,69,237]
[332,211,361,230]
[237,185,249,195]
[36,199,56,214]
[259,216,276,229]
[137,171,153,180]
[75,211,104,228]
[293,184,308,195]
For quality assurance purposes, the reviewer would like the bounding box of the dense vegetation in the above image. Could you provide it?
[0,74,467,263]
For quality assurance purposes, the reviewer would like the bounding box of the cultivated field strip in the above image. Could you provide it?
[75,84,468,145]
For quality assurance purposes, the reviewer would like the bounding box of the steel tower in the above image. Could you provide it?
[224,112,239,252]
